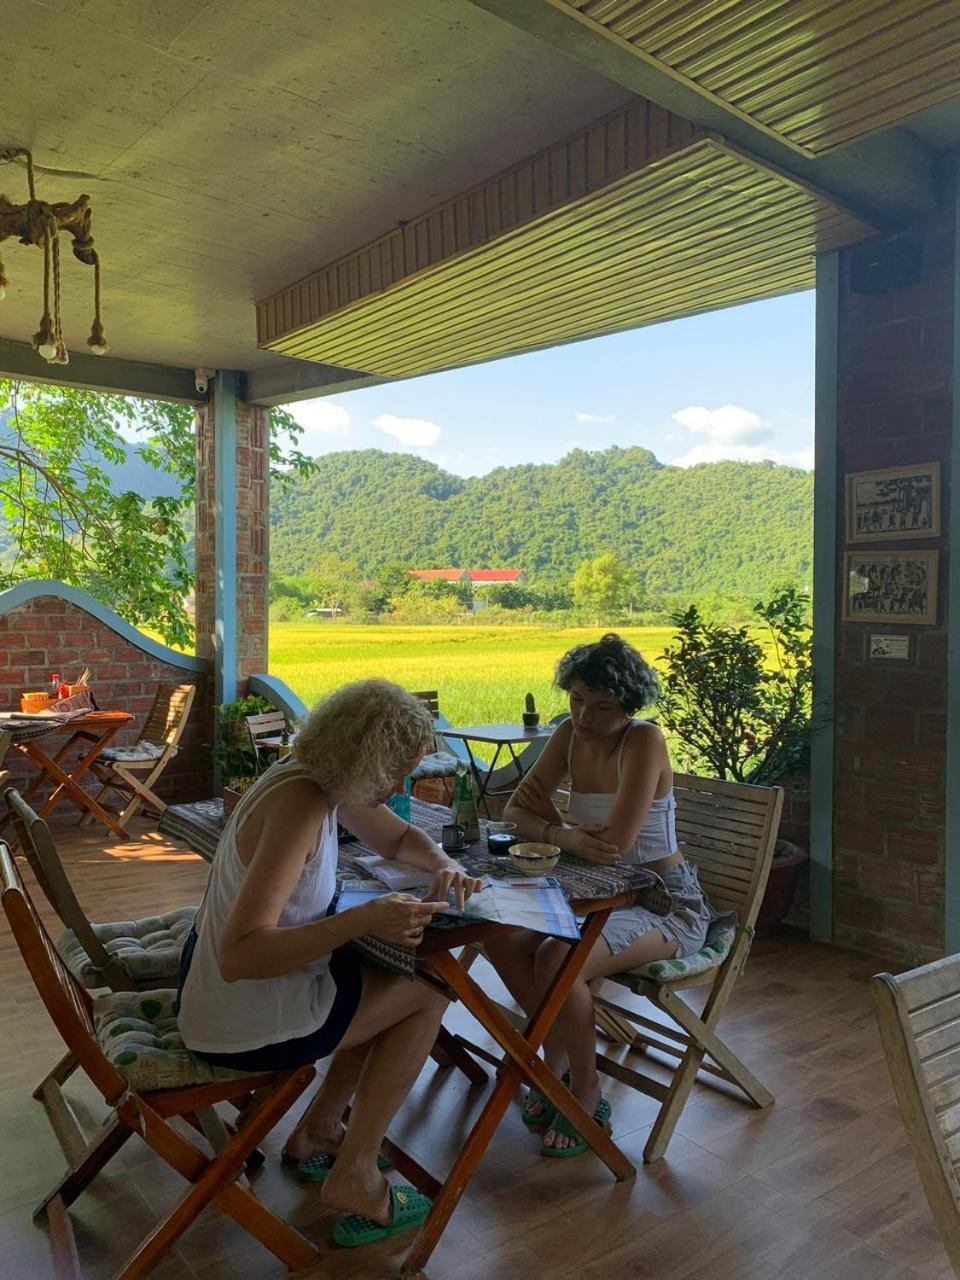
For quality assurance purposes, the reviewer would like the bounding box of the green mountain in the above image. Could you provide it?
[270,447,813,600]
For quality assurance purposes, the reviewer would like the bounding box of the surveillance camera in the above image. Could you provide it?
[194,367,215,396]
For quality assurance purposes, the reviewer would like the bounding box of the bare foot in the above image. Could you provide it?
[523,1091,550,1123]
[542,1081,601,1151]
[322,1157,393,1224]
[282,1120,344,1164]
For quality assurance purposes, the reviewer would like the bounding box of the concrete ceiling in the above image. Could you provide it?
[2,0,958,404]
[0,0,629,376]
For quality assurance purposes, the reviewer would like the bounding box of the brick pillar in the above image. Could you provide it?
[831,201,955,966]
[195,378,270,697]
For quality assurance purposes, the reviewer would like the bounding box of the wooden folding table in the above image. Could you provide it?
[392,889,639,1277]
[9,711,134,837]
[334,797,661,1277]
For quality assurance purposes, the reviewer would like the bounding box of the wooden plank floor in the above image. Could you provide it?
[0,817,954,1279]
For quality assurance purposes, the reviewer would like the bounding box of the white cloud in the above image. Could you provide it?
[670,442,814,470]
[372,413,442,447]
[288,399,352,440]
[574,410,617,425]
[672,403,772,446]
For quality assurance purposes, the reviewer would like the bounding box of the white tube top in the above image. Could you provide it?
[566,720,678,865]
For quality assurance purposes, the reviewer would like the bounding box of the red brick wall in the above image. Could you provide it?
[195,390,270,685]
[776,772,811,850]
[832,204,954,966]
[0,595,212,805]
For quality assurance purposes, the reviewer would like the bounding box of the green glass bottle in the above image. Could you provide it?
[451,767,480,842]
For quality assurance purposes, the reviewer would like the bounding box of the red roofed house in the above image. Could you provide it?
[466,569,527,585]
[408,569,470,583]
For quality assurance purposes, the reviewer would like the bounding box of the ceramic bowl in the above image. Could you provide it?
[509,842,561,876]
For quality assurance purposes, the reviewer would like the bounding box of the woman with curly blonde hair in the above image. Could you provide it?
[177,679,482,1247]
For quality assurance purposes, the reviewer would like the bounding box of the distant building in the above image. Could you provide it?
[408,569,471,583]
[408,568,526,585]
[466,569,527,586]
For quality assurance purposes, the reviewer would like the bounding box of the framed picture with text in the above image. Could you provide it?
[845,462,940,543]
[842,550,938,626]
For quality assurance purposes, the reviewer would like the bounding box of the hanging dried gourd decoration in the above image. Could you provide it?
[0,146,107,364]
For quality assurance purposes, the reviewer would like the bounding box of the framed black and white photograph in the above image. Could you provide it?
[843,550,938,626]
[846,462,940,543]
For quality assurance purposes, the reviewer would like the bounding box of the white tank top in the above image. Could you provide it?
[177,760,340,1054]
[566,723,678,866]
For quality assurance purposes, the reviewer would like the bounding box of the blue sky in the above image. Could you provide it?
[285,290,815,477]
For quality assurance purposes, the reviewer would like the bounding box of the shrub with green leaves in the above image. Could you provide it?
[215,693,274,783]
[657,586,812,785]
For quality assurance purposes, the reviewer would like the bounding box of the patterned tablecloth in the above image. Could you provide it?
[0,715,64,743]
[160,794,670,976]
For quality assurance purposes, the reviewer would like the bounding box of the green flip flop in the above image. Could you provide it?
[540,1097,613,1159]
[521,1071,570,1131]
[331,1184,432,1248]
[296,1150,392,1184]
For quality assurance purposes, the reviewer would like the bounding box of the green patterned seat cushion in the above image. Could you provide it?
[629,926,736,982]
[94,988,254,1090]
[411,751,460,781]
[57,905,197,987]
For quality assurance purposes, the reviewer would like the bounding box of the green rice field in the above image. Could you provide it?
[268,622,675,729]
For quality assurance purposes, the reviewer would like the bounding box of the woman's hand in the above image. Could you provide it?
[428,863,485,910]
[357,893,450,946]
[559,824,621,865]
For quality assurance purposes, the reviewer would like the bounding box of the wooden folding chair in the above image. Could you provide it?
[873,956,960,1272]
[244,709,289,773]
[0,840,320,1280]
[85,683,196,830]
[6,786,196,994]
[594,773,783,1163]
[6,786,264,1171]
[409,690,463,800]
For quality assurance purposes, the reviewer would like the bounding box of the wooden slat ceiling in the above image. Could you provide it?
[258,101,872,380]
[556,0,960,154]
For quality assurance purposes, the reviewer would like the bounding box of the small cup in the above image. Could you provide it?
[441,823,467,853]
[486,821,517,855]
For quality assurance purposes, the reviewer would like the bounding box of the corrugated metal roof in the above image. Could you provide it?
[259,136,872,379]
[559,0,960,153]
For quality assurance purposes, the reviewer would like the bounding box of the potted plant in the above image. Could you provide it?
[522,691,541,729]
[216,693,273,815]
[657,586,812,936]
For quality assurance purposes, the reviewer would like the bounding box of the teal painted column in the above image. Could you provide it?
[810,252,840,941]
[946,160,960,954]
[214,371,239,709]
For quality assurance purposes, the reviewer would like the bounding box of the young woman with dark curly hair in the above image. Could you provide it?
[487,634,722,1157]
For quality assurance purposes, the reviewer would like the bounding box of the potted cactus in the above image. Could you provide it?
[522,691,541,729]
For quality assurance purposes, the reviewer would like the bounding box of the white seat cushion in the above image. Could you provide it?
[57,905,197,987]
[94,988,254,1090]
[99,740,170,764]
[628,926,736,982]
